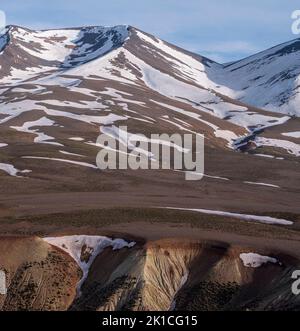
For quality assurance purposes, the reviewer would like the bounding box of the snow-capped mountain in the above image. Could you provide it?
[0,25,129,82]
[220,39,300,116]
[0,24,299,181]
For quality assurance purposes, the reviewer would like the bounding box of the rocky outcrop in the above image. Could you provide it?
[0,236,299,311]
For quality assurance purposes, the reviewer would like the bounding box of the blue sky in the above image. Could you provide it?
[0,1,299,63]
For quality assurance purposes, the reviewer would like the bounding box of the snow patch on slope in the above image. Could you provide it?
[282,131,300,138]
[254,137,300,156]
[244,181,280,188]
[10,117,62,146]
[44,235,135,293]
[163,207,293,225]
[240,253,278,268]
[22,156,98,169]
[121,49,290,135]
[0,163,31,177]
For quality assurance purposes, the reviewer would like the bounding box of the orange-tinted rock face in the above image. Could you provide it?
[1,236,296,311]
[0,236,80,311]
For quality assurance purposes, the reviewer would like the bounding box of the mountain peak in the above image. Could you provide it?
[0,24,130,72]
[1,24,300,116]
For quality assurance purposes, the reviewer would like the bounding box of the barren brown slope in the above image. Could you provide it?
[0,236,80,311]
